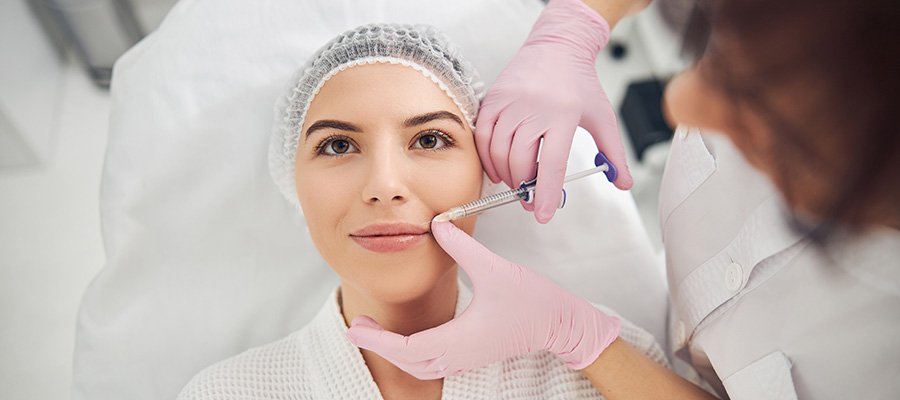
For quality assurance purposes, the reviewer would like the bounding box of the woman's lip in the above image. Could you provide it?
[348,222,430,253]
[350,234,427,253]
[349,222,430,237]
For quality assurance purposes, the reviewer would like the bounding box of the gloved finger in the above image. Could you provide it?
[376,350,432,378]
[393,353,448,380]
[346,315,448,363]
[533,124,577,223]
[489,112,524,189]
[425,357,451,376]
[581,92,633,190]
[426,354,477,378]
[474,103,502,184]
[376,350,445,381]
[377,352,445,381]
[522,198,536,213]
[408,369,447,381]
[431,220,509,286]
[508,124,541,212]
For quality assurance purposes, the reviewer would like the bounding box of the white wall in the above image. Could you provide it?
[0,1,173,398]
[0,62,109,400]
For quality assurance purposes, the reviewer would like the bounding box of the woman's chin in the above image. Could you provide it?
[355,264,457,305]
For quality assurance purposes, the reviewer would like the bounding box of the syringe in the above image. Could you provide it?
[432,152,617,222]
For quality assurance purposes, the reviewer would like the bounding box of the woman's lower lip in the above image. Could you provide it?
[350,234,427,253]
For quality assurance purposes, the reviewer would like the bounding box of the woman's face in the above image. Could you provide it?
[294,63,483,304]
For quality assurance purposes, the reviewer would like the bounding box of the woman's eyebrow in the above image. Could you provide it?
[305,120,362,139]
[305,111,462,139]
[403,111,464,128]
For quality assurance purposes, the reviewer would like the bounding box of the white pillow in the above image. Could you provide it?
[72,1,667,399]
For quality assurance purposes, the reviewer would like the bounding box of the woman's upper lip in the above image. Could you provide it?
[350,222,430,237]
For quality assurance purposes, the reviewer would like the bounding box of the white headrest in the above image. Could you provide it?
[72,1,667,399]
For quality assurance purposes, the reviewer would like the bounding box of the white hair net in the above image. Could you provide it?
[270,23,485,210]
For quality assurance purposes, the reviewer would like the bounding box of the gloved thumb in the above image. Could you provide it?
[346,315,394,352]
[346,315,447,362]
[430,220,500,284]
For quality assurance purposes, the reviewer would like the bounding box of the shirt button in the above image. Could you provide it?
[674,320,687,347]
[726,262,744,292]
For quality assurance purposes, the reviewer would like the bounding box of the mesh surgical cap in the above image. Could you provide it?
[269,23,485,210]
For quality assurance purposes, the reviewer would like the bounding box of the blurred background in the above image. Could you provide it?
[0,0,692,398]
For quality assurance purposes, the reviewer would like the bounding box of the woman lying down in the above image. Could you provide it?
[178,23,666,400]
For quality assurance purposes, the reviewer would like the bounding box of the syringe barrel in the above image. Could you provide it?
[460,187,530,216]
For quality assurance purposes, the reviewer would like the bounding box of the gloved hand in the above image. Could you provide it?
[345,221,621,380]
[475,0,633,223]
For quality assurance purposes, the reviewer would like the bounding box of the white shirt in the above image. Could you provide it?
[177,282,667,399]
[660,127,900,399]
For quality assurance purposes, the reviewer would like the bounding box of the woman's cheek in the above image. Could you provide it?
[664,67,734,132]
[417,153,483,233]
[296,165,353,250]
[665,70,707,128]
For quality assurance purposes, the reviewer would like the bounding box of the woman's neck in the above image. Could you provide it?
[339,271,459,336]
[338,271,459,399]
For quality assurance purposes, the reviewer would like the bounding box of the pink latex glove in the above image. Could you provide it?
[345,221,621,379]
[476,0,633,223]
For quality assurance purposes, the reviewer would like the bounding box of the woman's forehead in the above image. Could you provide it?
[305,63,465,127]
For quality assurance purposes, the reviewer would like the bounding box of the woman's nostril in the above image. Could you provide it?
[365,195,407,204]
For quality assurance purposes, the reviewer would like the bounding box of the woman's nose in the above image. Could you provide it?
[361,151,411,206]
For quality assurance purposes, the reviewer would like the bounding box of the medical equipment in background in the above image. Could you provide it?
[0,1,65,168]
[433,152,616,222]
[32,0,142,87]
[1,0,176,169]
[617,2,707,162]
[28,0,177,88]
[620,79,672,162]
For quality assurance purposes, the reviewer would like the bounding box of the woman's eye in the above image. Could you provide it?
[330,139,351,153]
[412,130,453,150]
[317,136,358,156]
[418,134,438,149]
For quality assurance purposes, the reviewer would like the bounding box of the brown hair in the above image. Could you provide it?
[685,0,900,239]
